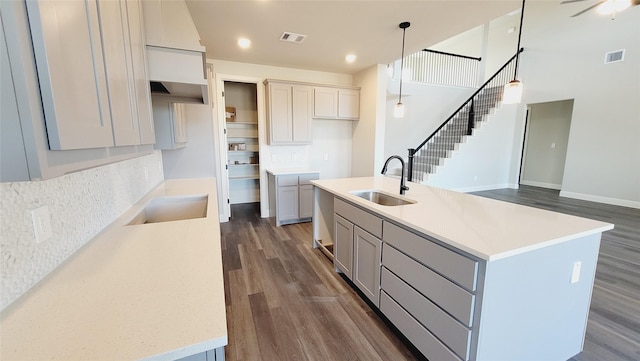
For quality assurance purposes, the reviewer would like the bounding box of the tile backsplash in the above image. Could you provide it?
[0,151,164,310]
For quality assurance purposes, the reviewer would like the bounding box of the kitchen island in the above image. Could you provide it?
[312,176,613,361]
[1,178,226,361]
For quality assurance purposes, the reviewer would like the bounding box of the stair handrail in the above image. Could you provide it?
[407,48,523,182]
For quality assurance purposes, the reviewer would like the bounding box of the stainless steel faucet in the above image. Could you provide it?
[381,155,409,195]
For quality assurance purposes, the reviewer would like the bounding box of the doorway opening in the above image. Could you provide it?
[519,99,574,190]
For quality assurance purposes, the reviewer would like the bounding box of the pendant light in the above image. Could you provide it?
[394,21,410,118]
[503,0,526,104]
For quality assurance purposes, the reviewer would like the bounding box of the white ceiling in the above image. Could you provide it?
[186,0,524,74]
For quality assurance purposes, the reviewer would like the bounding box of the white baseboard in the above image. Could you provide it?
[560,191,640,209]
[520,180,562,190]
[453,183,519,193]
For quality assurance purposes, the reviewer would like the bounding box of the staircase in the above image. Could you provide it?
[408,50,522,183]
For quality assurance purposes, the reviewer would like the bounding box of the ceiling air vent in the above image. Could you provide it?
[280,32,307,44]
[604,49,625,64]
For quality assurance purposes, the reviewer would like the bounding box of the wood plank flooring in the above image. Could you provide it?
[220,204,422,361]
[472,186,640,361]
[221,185,639,361]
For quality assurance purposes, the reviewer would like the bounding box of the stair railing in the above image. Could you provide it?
[407,48,524,183]
[405,48,482,88]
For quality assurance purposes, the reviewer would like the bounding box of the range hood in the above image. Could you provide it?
[142,0,208,104]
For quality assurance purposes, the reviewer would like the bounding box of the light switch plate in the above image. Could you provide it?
[31,205,53,243]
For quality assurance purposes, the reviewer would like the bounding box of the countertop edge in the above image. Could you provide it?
[312,177,614,262]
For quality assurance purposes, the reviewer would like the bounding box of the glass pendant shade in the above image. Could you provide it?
[394,102,405,118]
[503,80,523,104]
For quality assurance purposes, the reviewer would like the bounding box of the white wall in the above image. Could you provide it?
[352,64,387,177]
[162,103,218,179]
[0,152,164,310]
[517,3,640,207]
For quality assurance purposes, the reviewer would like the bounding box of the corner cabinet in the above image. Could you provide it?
[25,0,154,150]
[313,86,360,120]
[267,171,319,226]
[264,80,313,145]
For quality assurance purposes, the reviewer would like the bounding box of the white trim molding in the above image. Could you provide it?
[520,180,562,190]
[560,191,640,209]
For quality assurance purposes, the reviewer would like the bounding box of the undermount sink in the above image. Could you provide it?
[127,195,208,225]
[350,190,416,206]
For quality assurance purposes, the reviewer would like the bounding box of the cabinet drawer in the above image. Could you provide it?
[382,268,471,360]
[380,291,462,361]
[382,244,475,326]
[334,198,382,238]
[298,173,319,185]
[383,222,478,292]
[277,175,298,186]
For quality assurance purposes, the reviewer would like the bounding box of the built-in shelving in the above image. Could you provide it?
[224,81,260,205]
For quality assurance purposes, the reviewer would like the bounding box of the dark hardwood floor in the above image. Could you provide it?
[220,204,422,361]
[472,186,640,361]
[220,185,639,361]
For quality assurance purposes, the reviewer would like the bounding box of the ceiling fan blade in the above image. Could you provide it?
[571,1,606,17]
[561,0,589,4]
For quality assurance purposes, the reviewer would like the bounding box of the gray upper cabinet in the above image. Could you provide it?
[126,0,155,145]
[99,0,139,146]
[27,0,114,150]
[265,80,313,145]
[26,0,153,150]
[313,86,360,120]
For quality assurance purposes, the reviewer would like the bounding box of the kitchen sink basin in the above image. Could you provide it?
[127,195,208,225]
[350,190,416,206]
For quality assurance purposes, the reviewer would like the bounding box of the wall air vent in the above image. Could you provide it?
[280,32,307,43]
[604,49,625,64]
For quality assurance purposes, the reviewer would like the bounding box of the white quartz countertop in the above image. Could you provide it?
[312,176,614,261]
[0,178,227,361]
[266,168,319,176]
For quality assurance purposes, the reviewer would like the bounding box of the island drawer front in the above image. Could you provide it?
[381,291,463,361]
[382,267,471,360]
[383,222,478,292]
[334,198,382,238]
[383,244,475,327]
[277,175,299,186]
[298,173,319,185]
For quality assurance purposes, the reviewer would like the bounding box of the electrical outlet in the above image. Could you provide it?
[31,206,53,244]
[474,175,478,182]
[570,261,582,284]
[551,143,556,149]
[144,166,149,181]
[323,153,329,161]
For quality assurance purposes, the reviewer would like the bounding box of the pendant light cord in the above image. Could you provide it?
[398,22,410,103]
[513,0,526,80]
[399,27,406,102]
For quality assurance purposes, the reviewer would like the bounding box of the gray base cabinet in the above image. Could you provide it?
[334,214,354,278]
[329,196,601,361]
[267,171,319,226]
[333,198,383,306]
[353,227,382,305]
[175,347,225,361]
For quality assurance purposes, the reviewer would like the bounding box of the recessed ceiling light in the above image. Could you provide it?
[237,38,251,49]
[345,54,357,63]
